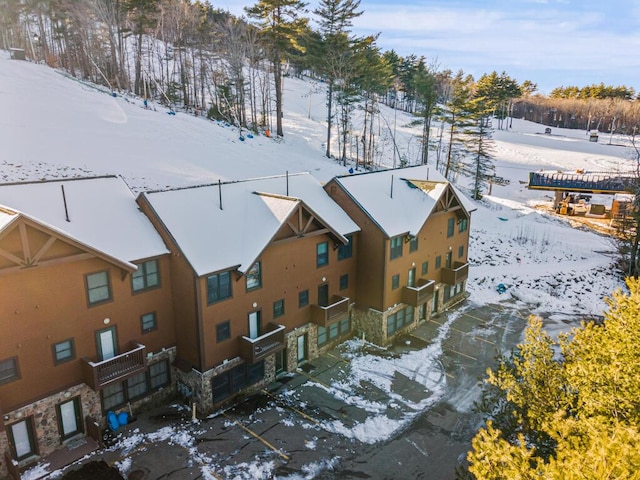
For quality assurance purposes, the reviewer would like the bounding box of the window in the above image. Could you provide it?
[207,271,232,304]
[340,274,349,290]
[216,321,231,343]
[458,245,465,258]
[317,241,329,267]
[101,360,170,411]
[458,217,468,233]
[387,306,414,336]
[299,290,309,308]
[422,261,428,276]
[132,259,159,292]
[141,312,157,334]
[435,256,442,269]
[391,274,400,290]
[390,236,403,260]
[53,339,75,364]
[102,382,125,411]
[317,317,351,347]
[446,252,452,269]
[337,235,353,260]
[246,261,262,291]
[408,268,416,288]
[0,357,19,385]
[127,372,148,400]
[212,362,264,403]
[8,418,36,461]
[273,299,285,318]
[409,236,418,252]
[447,218,455,237]
[149,360,170,390]
[86,271,111,306]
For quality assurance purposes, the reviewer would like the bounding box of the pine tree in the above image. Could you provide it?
[313,0,363,158]
[413,58,438,165]
[246,0,308,137]
[468,279,640,479]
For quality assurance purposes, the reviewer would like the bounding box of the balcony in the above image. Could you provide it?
[442,261,469,285]
[82,342,147,390]
[402,278,435,307]
[311,295,350,327]
[239,323,285,364]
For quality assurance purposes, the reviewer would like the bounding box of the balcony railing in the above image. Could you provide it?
[402,278,435,307]
[442,261,469,285]
[310,295,350,327]
[239,323,285,364]
[82,342,147,390]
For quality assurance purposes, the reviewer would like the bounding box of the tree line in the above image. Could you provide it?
[1,0,638,199]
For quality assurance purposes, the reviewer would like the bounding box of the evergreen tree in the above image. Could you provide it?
[468,279,640,479]
[246,0,308,137]
[413,58,438,165]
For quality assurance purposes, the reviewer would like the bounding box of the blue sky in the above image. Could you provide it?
[216,0,640,95]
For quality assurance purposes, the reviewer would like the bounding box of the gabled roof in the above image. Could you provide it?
[0,176,168,264]
[331,165,475,238]
[141,172,360,277]
[0,206,137,272]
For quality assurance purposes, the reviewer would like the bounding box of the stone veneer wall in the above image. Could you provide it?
[352,307,385,345]
[176,353,277,416]
[0,383,102,476]
[0,347,178,479]
[284,324,317,371]
[127,347,178,416]
[352,303,421,347]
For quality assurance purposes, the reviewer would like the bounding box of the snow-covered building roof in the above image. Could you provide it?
[141,172,361,277]
[331,165,475,238]
[0,176,169,266]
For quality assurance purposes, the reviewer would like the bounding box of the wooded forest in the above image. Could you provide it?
[1,0,639,197]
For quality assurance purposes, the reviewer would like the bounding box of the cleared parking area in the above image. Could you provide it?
[52,301,536,480]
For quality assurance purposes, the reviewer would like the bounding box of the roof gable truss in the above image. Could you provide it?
[0,217,131,276]
[275,204,329,243]
[434,185,462,213]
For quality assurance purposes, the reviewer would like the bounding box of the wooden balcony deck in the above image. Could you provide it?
[82,342,146,390]
[442,262,469,285]
[402,278,435,307]
[310,295,350,327]
[239,323,285,364]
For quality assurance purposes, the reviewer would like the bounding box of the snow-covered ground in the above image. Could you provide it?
[2,51,631,478]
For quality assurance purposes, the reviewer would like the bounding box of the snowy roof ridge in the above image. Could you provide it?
[144,171,310,195]
[0,174,118,187]
[0,176,169,263]
[0,204,136,271]
[142,173,359,276]
[333,165,472,238]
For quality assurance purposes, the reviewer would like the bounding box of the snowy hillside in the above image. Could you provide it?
[0,51,628,323]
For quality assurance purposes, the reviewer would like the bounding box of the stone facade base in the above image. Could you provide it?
[0,347,178,479]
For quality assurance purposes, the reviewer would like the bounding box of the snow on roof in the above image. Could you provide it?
[333,165,474,238]
[142,172,360,277]
[0,176,168,264]
[0,206,18,231]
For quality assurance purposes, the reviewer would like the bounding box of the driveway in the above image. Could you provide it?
[32,301,536,480]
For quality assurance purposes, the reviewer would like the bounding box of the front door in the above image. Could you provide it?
[408,268,416,287]
[318,284,329,307]
[432,291,439,313]
[9,419,36,460]
[58,397,82,440]
[275,348,287,375]
[248,311,261,339]
[97,327,117,360]
[297,335,307,363]
[419,303,427,322]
